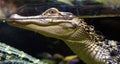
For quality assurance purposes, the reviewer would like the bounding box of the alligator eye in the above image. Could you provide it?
[49,10,56,14]
[42,8,60,16]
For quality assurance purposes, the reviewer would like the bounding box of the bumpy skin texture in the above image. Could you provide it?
[7,8,120,64]
[0,42,47,64]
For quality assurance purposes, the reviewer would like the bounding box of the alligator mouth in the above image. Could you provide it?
[7,19,28,25]
[7,17,73,27]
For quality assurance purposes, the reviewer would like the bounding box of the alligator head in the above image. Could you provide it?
[7,8,90,41]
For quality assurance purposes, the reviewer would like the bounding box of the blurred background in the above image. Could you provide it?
[0,0,120,64]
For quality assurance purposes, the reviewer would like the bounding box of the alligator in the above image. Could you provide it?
[7,8,120,64]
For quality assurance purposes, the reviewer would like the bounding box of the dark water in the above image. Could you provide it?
[85,17,120,41]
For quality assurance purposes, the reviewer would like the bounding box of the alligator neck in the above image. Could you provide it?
[64,39,107,64]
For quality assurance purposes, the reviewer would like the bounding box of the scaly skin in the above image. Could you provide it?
[7,8,120,64]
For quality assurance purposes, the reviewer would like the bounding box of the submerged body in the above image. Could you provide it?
[8,8,120,64]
